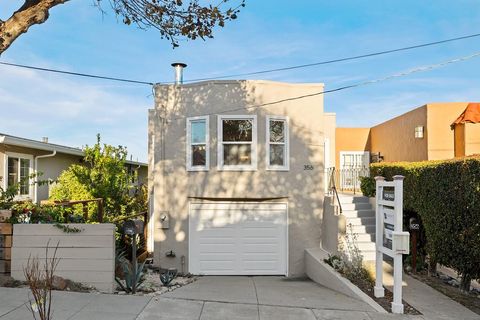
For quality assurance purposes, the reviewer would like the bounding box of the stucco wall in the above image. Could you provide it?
[465,123,480,156]
[323,113,336,169]
[37,153,82,201]
[149,80,326,277]
[11,224,115,293]
[370,106,428,162]
[334,128,371,169]
[426,102,480,160]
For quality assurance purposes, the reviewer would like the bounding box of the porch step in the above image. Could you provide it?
[340,202,372,211]
[349,224,375,234]
[355,233,376,242]
[337,195,370,204]
[345,216,375,226]
[342,209,375,218]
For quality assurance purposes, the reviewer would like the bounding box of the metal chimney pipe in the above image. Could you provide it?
[171,62,187,84]
[42,137,49,143]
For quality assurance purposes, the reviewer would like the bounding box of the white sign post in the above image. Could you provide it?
[374,175,410,314]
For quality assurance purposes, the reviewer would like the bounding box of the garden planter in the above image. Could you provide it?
[11,223,115,293]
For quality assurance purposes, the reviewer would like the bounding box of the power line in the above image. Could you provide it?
[2,32,480,86]
[171,50,480,122]
[181,32,480,83]
[0,61,154,86]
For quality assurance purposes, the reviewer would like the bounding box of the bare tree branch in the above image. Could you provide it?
[0,0,245,55]
[0,0,69,55]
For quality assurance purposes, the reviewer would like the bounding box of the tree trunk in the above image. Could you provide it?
[460,273,472,293]
[0,0,68,55]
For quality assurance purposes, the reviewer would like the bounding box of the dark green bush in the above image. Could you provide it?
[368,157,480,291]
[360,176,375,197]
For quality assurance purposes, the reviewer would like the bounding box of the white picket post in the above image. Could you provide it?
[392,175,405,314]
[374,176,385,298]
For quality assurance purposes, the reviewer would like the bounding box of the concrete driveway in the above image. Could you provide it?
[140,276,379,320]
[0,276,424,320]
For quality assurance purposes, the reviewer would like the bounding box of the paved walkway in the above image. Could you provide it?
[0,276,458,320]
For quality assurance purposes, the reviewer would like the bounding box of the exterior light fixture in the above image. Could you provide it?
[414,126,424,139]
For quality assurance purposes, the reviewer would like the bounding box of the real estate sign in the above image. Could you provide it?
[374,176,410,314]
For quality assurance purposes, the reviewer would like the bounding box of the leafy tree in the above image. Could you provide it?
[0,0,244,55]
[50,134,146,220]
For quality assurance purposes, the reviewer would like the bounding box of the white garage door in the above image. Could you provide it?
[189,202,288,275]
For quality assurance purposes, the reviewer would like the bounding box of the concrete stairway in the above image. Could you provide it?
[338,194,376,261]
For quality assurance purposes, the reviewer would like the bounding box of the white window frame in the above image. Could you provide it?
[266,116,289,171]
[186,116,210,171]
[3,152,34,200]
[217,115,257,171]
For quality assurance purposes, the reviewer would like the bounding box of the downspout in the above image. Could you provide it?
[34,150,57,204]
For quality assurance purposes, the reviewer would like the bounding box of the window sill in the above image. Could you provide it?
[217,166,257,171]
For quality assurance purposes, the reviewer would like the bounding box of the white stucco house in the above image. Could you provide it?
[148,65,335,277]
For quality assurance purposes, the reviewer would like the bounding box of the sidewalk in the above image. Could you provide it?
[383,269,479,320]
[0,274,477,320]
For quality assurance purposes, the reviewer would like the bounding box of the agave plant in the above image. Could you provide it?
[115,250,146,294]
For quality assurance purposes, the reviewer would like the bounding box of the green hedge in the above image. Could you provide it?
[364,157,480,290]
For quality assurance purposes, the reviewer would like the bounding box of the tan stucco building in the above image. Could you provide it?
[335,102,480,170]
[0,134,147,203]
[148,80,334,277]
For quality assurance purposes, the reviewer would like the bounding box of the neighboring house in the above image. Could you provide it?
[333,102,480,190]
[148,75,334,276]
[0,133,147,203]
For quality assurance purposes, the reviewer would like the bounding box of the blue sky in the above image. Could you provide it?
[1,0,480,161]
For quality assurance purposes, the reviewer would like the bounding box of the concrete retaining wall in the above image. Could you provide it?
[11,224,115,293]
[321,196,345,254]
[305,247,386,313]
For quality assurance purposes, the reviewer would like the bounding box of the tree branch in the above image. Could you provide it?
[0,0,69,55]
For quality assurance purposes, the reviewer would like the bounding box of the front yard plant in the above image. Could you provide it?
[50,134,147,221]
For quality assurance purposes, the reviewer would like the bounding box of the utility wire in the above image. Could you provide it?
[181,32,480,83]
[1,33,480,86]
[171,50,480,122]
[0,61,155,86]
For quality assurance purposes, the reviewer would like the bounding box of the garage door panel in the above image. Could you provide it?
[190,202,287,275]
[198,243,236,253]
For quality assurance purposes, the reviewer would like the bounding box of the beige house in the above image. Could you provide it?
[148,77,335,276]
[0,133,147,203]
[334,103,480,188]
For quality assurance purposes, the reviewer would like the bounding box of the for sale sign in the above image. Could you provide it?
[383,208,394,250]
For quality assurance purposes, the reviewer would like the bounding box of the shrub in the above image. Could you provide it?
[50,135,147,221]
[367,157,480,291]
[360,176,375,197]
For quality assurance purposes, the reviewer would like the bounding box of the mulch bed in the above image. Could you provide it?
[348,277,421,315]
[408,272,480,315]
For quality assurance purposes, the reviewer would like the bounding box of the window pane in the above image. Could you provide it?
[191,120,206,144]
[192,145,206,166]
[269,145,285,166]
[222,120,252,142]
[7,158,19,188]
[269,120,285,142]
[19,159,30,195]
[224,144,251,165]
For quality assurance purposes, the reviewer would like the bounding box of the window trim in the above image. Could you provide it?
[217,115,258,171]
[186,116,210,171]
[3,152,34,200]
[266,115,289,171]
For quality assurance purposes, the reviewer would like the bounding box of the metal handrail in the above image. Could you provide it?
[327,167,342,214]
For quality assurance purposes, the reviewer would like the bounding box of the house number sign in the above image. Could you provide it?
[374,175,410,315]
